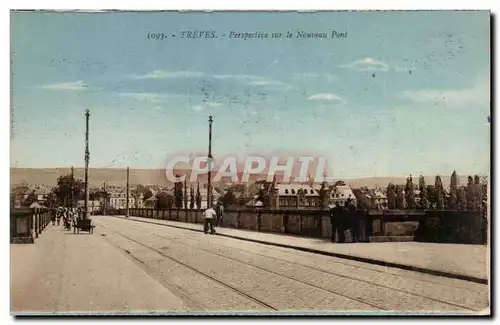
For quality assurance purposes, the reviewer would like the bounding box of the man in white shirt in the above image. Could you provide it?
[203,206,217,234]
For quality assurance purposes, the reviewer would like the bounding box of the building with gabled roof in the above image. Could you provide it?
[329,182,357,208]
[271,183,320,210]
[23,184,52,203]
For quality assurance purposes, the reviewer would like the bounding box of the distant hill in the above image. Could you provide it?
[10,168,171,188]
[10,167,484,189]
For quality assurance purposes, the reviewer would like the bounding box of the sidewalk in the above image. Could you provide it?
[11,223,189,314]
[116,215,489,284]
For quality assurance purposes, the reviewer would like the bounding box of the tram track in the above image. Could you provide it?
[111,215,487,292]
[119,221,481,312]
[99,232,206,311]
[98,224,279,311]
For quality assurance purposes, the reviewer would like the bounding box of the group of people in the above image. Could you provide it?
[328,198,360,243]
[52,207,84,230]
[202,202,224,234]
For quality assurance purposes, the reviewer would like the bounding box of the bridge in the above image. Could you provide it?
[11,214,489,315]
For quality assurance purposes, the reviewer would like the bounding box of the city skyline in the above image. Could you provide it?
[10,11,490,178]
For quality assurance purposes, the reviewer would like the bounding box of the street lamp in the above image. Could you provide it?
[84,109,90,219]
[207,116,213,208]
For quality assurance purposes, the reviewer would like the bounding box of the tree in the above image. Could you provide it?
[466,176,474,210]
[480,176,488,214]
[474,175,482,211]
[190,186,195,209]
[395,185,405,209]
[458,186,467,210]
[387,183,396,209]
[89,188,100,201]
[196,182,202,209]
[449,170,459,210]
[352,189,371,210]
[427,185,437,208]
[131,185,147,208]
[231,184,248,197]
[222,188,236,208]
[174,176,183,209]
[318,182,329,210]
[157,192,174,209]
[53,174,85,207]
[89,187,109,209]
[248,180,266,197]
[45,192,57,208]
[24,190,38,207]
[12,182,29,193]
[418,175,429,209]
[256,186,268,207]
[11,183,29,207]
[435,176,444,210]
[12,182,29,200]
[405,175,415,209]
[142,189,153,202]
[183,177,188,209]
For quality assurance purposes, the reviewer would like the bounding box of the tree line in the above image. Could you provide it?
[12,171,488,213]
[386,171,487,211]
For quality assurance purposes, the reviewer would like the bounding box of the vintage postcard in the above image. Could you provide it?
[10,10,490,315]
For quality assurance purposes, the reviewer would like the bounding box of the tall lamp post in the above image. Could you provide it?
[207,116,213,208]
[84,109,90,219]
[70,166,74,209]
[126,166,130,217]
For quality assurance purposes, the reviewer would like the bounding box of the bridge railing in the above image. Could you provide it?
[128,207,365,241]
[126,207,487,245]
[11,208,53,244]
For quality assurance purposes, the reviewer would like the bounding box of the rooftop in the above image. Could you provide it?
[276,184,319,196]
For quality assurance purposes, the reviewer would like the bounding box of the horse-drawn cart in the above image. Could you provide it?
[73,218,95,234]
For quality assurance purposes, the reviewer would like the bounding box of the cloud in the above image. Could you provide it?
[213,74,292,88]
[308,93,345,102]
[192,102,223,112]
[398,77,489,106]
[118,92,184,103]
[213,74,253,80]
[247,79,291,87]
[40,80,89,90]
[341,58,417,73]
[341,58,390,72]
[293,73,339,82]
[131,70,205,79]
[130,71,292,90]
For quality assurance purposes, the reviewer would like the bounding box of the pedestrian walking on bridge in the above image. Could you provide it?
[56,207,61,226]
[203,206,217,234]
[346,198,359,243]
[64,208,72,230]
[329,203,346,243]
[214,201,224,227]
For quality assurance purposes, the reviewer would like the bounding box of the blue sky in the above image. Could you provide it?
[10,11,490,178]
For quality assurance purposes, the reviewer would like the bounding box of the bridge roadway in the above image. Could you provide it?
[11,215,489,315]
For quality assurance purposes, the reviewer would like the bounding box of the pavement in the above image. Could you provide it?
[11,222,189,314]
[117,215,489,284]
[10,215,490,314]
